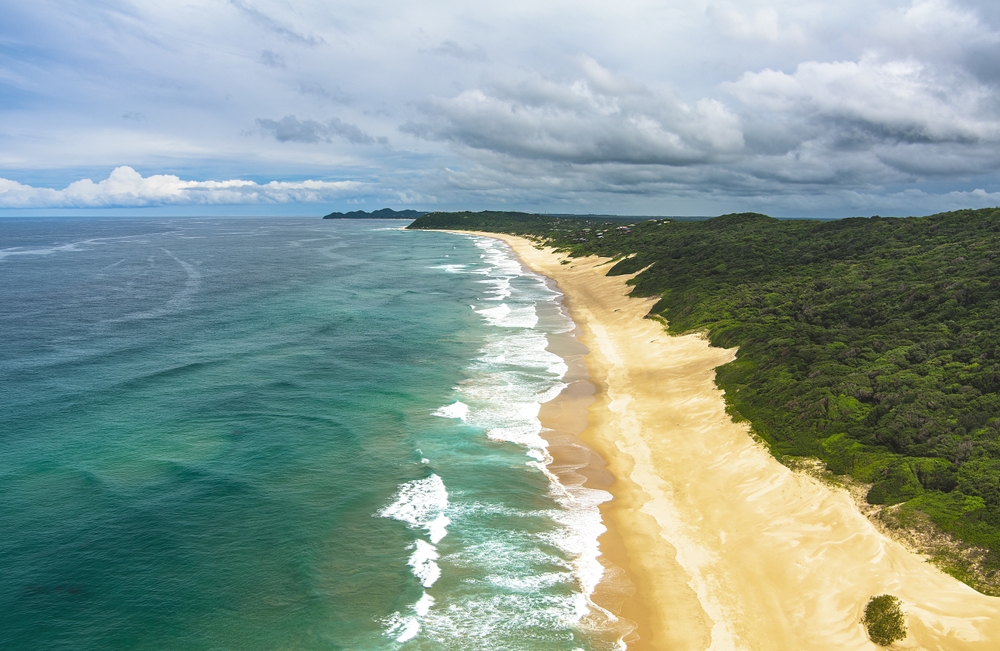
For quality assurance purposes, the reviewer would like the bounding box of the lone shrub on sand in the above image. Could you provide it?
[862,594,907,646]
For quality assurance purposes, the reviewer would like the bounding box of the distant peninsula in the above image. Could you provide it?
[322,208,427,219]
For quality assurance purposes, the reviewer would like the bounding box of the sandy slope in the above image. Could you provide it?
[479,233,1000,651]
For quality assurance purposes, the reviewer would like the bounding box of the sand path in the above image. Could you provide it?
[477,233,1000,651]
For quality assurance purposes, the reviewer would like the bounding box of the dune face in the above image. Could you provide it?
[485,234,1000,651]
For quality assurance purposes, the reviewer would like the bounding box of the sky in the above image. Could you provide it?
[1,0,1000,217]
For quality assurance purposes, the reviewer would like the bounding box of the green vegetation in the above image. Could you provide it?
[409,208,1000,592]
[862,594,907,646]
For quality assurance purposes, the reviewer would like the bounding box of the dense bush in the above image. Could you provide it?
[862,594,907,646]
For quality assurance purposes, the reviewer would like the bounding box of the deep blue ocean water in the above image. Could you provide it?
[0,218,618,650]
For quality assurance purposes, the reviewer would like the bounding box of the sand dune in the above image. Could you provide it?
[483,234,1000,651]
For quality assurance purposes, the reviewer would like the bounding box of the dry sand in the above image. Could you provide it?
[472,232,1000,651]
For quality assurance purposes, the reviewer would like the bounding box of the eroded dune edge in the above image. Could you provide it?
[470,232,1000,651]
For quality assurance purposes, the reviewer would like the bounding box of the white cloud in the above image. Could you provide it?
[404,57,744,166]
[726,52,1000,144]
[2,0,1000,217]
[707,5,805,44]
[0,167,364,208]
[429,40,488,62]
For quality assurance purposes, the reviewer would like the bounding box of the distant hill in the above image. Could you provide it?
[322,208,427,219]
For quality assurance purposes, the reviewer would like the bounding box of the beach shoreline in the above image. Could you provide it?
[460,231,1000,651]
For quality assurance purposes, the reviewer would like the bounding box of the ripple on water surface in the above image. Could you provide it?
[0,220,620,650]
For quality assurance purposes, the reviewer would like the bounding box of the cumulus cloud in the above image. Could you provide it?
[726,53,1000,145]
[403,57,744,166]
[4,0,1000,217]
[399,40,1000,210]
[256,115,380,144]
[0,167,363,208]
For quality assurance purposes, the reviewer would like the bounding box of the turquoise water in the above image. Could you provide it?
[0,218,617,650]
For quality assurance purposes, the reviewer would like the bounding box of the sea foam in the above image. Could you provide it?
[383,235,621,648]
[440,237,617,639]
[378,474,450,545]
[432,401,469,421]
[378,474,451,641]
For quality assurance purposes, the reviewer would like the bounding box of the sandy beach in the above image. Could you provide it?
[472,232,1000,651]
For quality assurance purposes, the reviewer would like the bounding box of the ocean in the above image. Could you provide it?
[0,217,621,650]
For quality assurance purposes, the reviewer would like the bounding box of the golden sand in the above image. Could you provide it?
[473,232,1000,651]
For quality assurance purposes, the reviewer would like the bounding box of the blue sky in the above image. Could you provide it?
[2,0,999,217]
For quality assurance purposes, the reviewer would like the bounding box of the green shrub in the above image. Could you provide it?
[862,594,907,646]
[866,461,924,505]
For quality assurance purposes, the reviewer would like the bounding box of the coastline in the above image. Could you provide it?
[466,231,1000,651]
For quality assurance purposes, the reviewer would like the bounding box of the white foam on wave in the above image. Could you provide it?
[382,590,437,643]
[378,474,451,545]
[476,303,539,329]
[478,330,565,375]
[479,276,512,300]
[545,484,615,623]
[414,591,435,617]
[426,513,449,545]
[384,612,422,643]
[378,474,452,642]
[470,237,624,640]
[431,263,467,273]
[475,239,523,276]
[404,234,624,648]
[432,401,469,421]
[409,539,441,587]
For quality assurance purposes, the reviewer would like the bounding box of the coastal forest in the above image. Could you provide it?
[409,208,1000,593]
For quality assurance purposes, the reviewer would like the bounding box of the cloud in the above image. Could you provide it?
[256,115,378,145]
[0,167,364,208]
[4,0,1000,217]
[399,45,1000,209]
[259,50,285,68]
[430,40,488,62]
[706,5,804,44]
[297,83,351,104]
[726,53,1000,145]
[403,57,744,166]
[227,0,323,46]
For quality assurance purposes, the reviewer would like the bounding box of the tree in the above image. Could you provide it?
[862,594,907,646]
